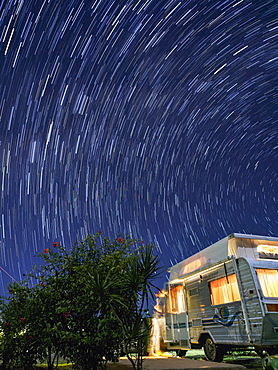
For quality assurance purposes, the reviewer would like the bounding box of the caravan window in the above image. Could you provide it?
[210,274,240,305]
[168,285,185,313]
[256,269,278,297]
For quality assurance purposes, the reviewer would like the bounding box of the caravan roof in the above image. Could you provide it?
[169,233,278,281]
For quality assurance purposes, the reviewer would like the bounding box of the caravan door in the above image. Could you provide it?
[166,284,191,349]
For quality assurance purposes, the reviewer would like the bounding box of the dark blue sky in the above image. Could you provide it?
[0,0,277,294]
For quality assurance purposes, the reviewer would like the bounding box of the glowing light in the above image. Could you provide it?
[257,245,278,254]
[257,245,278,259]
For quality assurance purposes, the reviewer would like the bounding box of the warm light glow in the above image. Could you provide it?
[154,304,163,313]
[256,269,278,297]
[156,289,167,297]
[153,351,175,357]
[266,304,278,312]
[257,245,278,259]
[210,274,240,305]
[168,285,185,313]
[179,256,207,276]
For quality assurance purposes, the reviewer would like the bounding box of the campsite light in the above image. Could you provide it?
[156,289,167,297]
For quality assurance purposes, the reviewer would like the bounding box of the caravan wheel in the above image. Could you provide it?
[176,349,187,357]
[203,337,225,362]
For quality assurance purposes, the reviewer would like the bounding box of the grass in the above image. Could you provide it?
[184,349,264,369]
[35,366,72,369]
[33,362,132,370]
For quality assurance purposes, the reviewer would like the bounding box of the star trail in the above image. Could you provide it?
[0,0,277,294]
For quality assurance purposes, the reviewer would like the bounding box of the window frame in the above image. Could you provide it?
[209,273,241,306]
[256,268,278,298]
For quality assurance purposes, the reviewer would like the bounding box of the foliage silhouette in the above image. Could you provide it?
[0,233,162,370]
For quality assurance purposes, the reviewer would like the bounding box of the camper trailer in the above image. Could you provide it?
[152,233,278,361]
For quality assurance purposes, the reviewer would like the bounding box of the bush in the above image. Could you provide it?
[0,233,161,370]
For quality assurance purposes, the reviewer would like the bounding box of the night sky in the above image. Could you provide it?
[0,0,277,295]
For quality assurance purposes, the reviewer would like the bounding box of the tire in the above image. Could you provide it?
[176,349,187,357]
[203,337,225,362]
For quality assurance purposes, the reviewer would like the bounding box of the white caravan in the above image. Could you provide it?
[152,233,278,361]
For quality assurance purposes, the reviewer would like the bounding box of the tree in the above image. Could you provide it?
[1,283,45,370]
[0,233,161,370]
[1,271,73,369]
[113,245,161,370]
